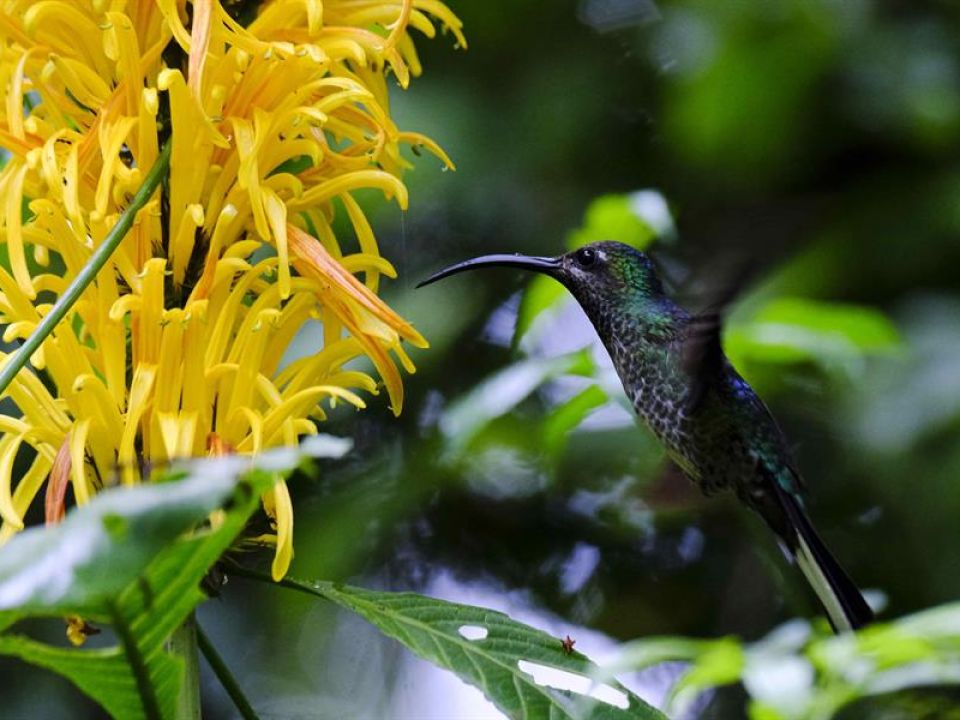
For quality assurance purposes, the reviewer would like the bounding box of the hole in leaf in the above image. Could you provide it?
[517,660,629,709]
[458,625,489,641]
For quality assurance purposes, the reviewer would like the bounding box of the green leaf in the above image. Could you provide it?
[542,385,609,458]
[0,467,237,618]
[668,639,744,713]
[566,195,656,253]
[725,297,900,369]
[604,604,960,720]
[0,449,303,719]
[441,349,596,454]
[600,634,745,716]
[516,275,568,345]
[249,573,667,720]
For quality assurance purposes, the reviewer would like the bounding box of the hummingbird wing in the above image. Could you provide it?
[680,257,754,414]
[669,196,819,412]
[681,311,726,413]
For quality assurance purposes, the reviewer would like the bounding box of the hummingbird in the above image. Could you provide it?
[419,241,873,632]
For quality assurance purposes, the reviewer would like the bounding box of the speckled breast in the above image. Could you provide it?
[608,339,773,498]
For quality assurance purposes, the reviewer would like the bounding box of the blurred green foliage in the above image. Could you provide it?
[252,572,666,720]
[603,602,960,719]
[0,448,665,719]
[0,452,283,719]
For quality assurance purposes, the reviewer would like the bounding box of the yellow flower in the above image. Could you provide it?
[0,0,463,580]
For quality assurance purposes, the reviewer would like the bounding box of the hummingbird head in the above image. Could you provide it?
[418,241,668,326]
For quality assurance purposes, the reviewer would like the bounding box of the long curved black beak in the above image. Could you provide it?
[417,254,561,288]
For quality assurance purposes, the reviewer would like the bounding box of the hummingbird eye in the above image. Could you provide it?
[574,247,598,268]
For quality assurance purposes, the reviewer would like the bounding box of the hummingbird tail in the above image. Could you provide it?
[777,488,873,633]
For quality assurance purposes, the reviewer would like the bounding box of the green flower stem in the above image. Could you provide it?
[197,622,261,720]
[224,560,315,595]
[168,612,201,720]
[0,139,171,398]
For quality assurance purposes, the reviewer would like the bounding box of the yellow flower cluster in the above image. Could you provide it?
[0,0,463,579]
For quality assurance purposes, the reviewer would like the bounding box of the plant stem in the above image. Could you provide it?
[168,612,202,720]
[109,599,162,720]
[0,139,171,398]
[197,622,261,720]
[223,560,324,596]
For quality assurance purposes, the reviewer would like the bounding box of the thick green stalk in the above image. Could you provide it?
[168,612,202,720]
[0,140,171,397]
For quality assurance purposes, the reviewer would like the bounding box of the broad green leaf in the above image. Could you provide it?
[566,195,656,253]
[0,464,241,617]
[543,385,609,458]
[441,349,596,454]
[0,445,321,720]
[517,275,567,345]
[264,576,667,720]
[726,297,900,369]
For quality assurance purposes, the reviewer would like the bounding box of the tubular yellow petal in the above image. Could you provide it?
[155,309,186,413]
[3,321,38,343]
[0,434,27,529]
[339,253,398,280]
[172,204,205,287]
[156,412,182,461]
[0,452,55,546]
[273,337,366,392]
[231,407,264,455]
[154,0,194,53]
[261,292,314,376]
[181,304,211,421]
[384,0,414,51]
[188,0,214,103]
[137,258,167,366]
[392,340,417,374]
[263,189,291,299]
[70,418,93,505]
[3,358,71,433]
[397,131,456,170]
[232,116,269,239]
[189,203,239,302]
[204,257,276,368]
[104,11,144,120]
[324,371,380,394]
[264,475,293,581]
[7,48,40,141]
[176,412,199,458]
[305,0,323,34]
[258,386,364,448]
[118,364,156,485]
[47,54,112,110]
[5,163,36,298]
[289,169,409,211]
[109,294,143,323]
[72,375,124,441]
[340,192,382,290]
[94,116,137,217]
